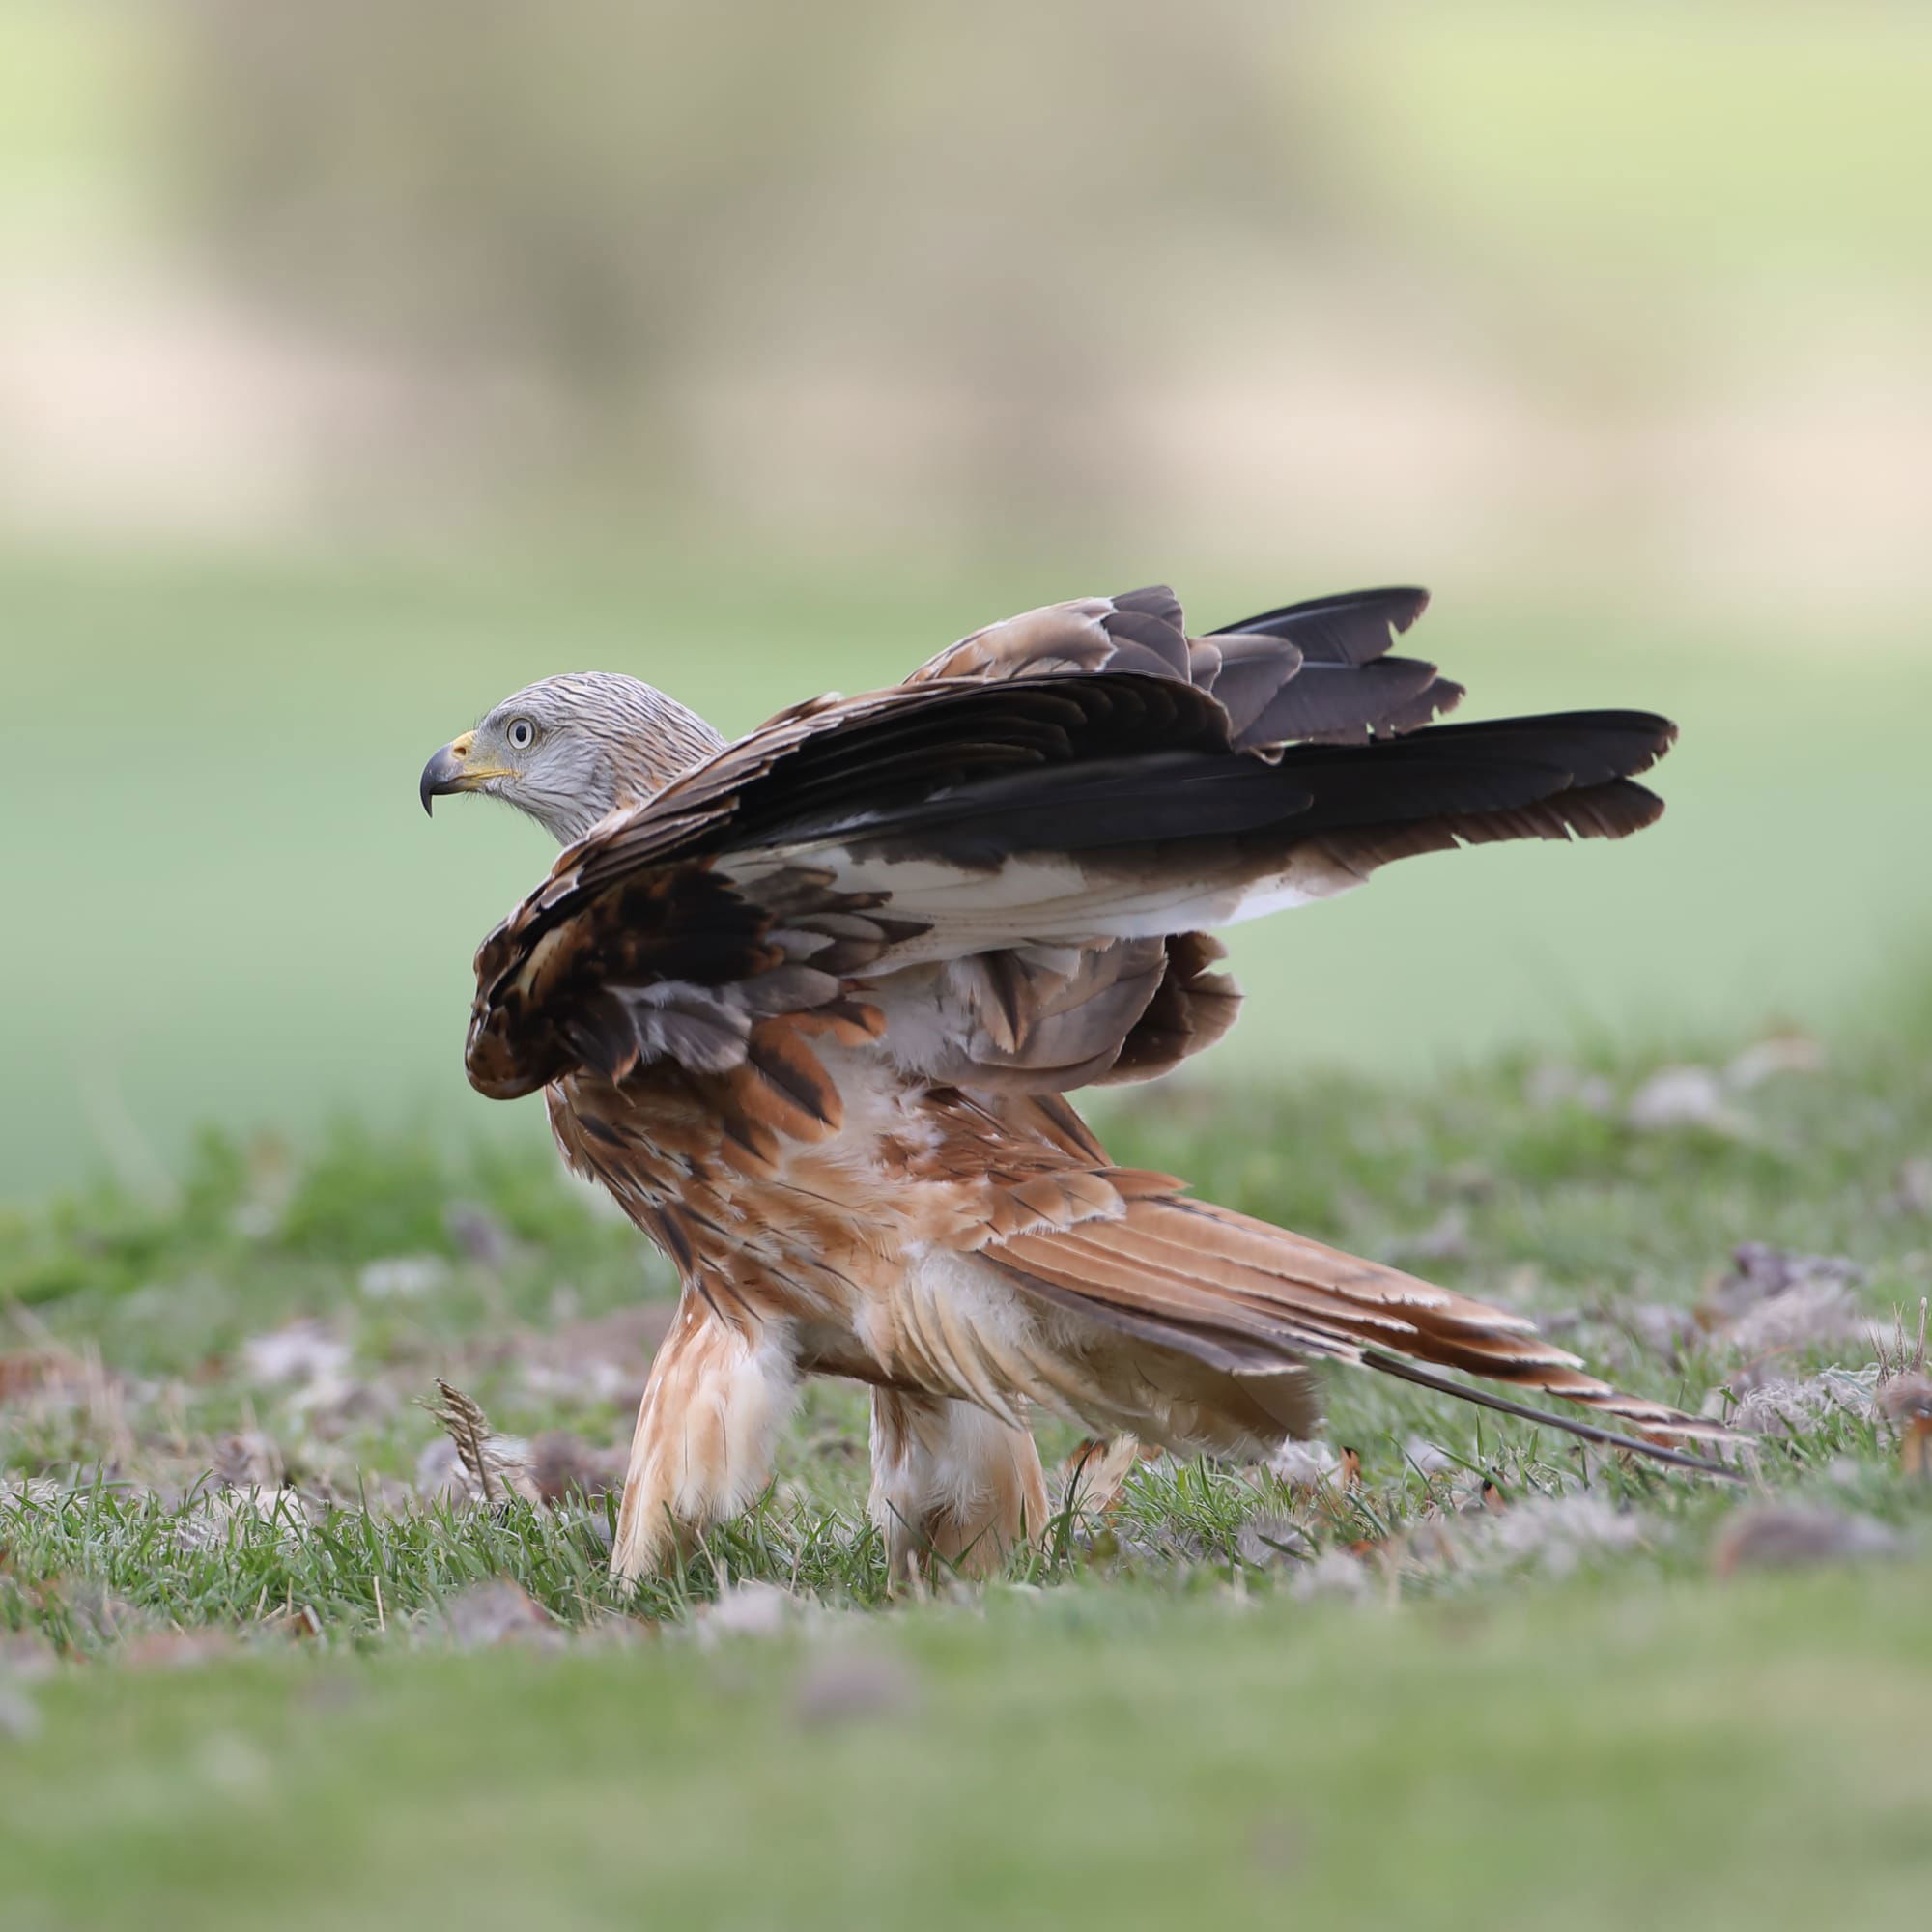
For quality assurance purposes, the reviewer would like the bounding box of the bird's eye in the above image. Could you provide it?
[506,718,536,752]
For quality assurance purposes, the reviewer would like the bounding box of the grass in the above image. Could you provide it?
[7,1572,1932,1932]
[5,989,1932,1925]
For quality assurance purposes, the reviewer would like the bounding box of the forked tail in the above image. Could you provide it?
[986,1188,1739,1478]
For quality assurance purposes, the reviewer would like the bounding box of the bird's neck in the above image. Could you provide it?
[555,692,727,847]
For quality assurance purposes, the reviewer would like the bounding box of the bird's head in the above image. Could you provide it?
[419,671,726,846]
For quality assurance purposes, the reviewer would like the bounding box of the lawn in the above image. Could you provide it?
[4,982,1930,1927]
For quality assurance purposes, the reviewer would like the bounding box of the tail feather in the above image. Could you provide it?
[987,1192,1736,1476]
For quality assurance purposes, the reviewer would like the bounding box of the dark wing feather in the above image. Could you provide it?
[1208,585,1432,663]
[468,582,1673,1112]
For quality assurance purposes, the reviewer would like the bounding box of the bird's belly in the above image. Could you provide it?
[548,1061,1090,1416]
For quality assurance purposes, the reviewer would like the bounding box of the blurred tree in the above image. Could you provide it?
[170,0,1317,537]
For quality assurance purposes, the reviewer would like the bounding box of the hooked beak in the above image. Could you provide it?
[420,730,513,815]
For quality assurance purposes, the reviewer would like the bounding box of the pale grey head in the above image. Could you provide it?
[419,671,726,845]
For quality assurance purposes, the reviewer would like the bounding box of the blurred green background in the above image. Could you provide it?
[2,1,1927,1200]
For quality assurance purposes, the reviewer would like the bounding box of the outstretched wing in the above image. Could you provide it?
[466,585,1671,1116]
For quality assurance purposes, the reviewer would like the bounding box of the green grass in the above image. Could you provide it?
[6,1570,1931,1932]
[4,992,1931,1924]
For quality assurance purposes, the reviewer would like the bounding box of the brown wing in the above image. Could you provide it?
[467,584,1671,1112]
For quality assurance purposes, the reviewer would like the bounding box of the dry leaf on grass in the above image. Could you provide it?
[1402,1436,1459,1478]
[443,1201,514,1267]
[1712,1505,1903,1577]
[1876,1371,1932,1478]
[0,1681,42,1743]
[526,1432,626,1506]
[1619,1036,1819,1137]
[440,1579,560,1650]
[1266,1440,1344,1491]
[1290,1551,1374,1603]
[1619,1302,1701,1362]
[1724,1034,1825,1090]
[1706,1243,1866,1322]
[169,1485,311,1554]
[790,1650,923,1730]
[695,1580,800,1646]
[1702,1242,1873,1362]
[242,1321,350,1388]
[1469,1494,1647,1579]
[1524,1064,1615,1115]
[0,1632,59,1683]
[118,1630,241,1671]
[0,1351,65,1404]
[1388,1208,1472,1265]
[1730,1368,1879,1439]
[511,1303,677,1407]
[1235,1514,1313,1569]
[210,1431,283,1491]
[356,1255,449,1300]
[1880,1158,1932,1218]
[263,1604,324,1642]
[1626,1065,1750,1137]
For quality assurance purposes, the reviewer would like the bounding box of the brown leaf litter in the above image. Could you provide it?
[1234,1514,1314,1569]
[1702,1242,1876,1360]
[1726,1367,1879,1439]
[1528,1034,1820,1136]
[0,1351,67,1404]
[790,1649,923,1730]
[1874,1299,1931,1476]
[1712,1505,1904,1577]
[1880,1157,1932,1218]
[0,1678,42,1742]
[443,1200,516,1267]
[1387,1207,1474,1265]
[695,1579,802,1645]
[239,1319,393,1435]
[502,1302,677,1408]
[439,1578,562,1651]
[355,1255,450,1300]
[1626,1066,1752,1137]
[1265,1440,1347,1492]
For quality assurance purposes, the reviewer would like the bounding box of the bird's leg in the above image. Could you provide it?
[610,1288,799,1583]
[868,1389,1049,1583]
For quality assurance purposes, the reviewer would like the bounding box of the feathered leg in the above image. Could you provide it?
[610,1288,799,1582]
[869,1389,1050,1582]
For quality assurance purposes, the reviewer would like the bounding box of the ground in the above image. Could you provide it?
[5,997,1930,1928]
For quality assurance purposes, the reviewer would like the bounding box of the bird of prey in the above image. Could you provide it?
[420,583,1723,1581]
